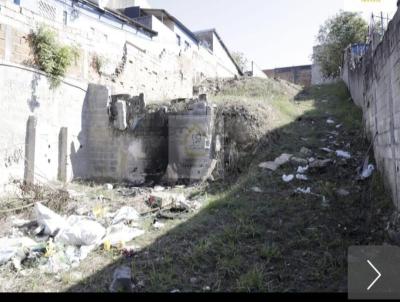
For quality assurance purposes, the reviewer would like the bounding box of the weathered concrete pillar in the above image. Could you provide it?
[114,100,128,131]
[24,116,37,185]
[58,127,68,182]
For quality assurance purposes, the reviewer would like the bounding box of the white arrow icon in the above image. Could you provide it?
[367,260,382,291]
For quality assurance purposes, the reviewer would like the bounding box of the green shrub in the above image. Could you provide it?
[30,25,79,88]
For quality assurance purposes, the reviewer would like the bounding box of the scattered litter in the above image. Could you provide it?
[153,221,165,229]
[327,119,335,125]
[251,187,263,193]
[336,124,343,129]
[282,174,294,183]
[321,147,333,153]
[55,215,106,246]
[296,174,308,181]
[35,203,68,236]
[322,100,328,103]
[109,265,133,293]
[0,236,38,265]
[11,218,31,227]
[295,187,311,194]
[203,286,211,292]
[153,186,165,192]
[103,224,144,246]
[336,150,351,159]
[336,189,350,197]
[171,289,181,293]
[104,184,114,190]
[297,165,309,174]
[361,164,375,180]
[300,147,313,157]
[112,207,140,225]
[258,153,293,171]
[190,277,198,284]
[308,157,316,163]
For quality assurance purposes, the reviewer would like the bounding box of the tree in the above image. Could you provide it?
[313,11,368,78]
[231,51,249,72]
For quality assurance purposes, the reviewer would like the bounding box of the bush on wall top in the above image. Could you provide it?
[29,25,79,88]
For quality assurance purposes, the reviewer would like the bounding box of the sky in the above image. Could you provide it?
[147,0,397,70]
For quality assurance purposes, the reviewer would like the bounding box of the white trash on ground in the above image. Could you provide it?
[282,174,294,183]
[153,222,165,229]
[112,206,140,225]
[103,223,145,246]
[327,119,335,124]
[297,166,309,174]
[296,174,308,181]
[0,237,38,265]
[361,164,375,179]
[259,153,293,171]
[295,187,311,194]
[321,147,333,153]
[55,215,106,246]
[35,202,68,236]
[251,187,263,193]
[336,150,351,159]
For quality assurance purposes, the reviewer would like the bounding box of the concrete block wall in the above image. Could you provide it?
[342,5,400,208]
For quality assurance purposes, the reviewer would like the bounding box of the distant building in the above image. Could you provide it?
[311,46,338,85]
[263,65,312,87]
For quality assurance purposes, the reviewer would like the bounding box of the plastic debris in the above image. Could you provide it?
[295,187,311,194]
[282,174,294,183]
[153,185,165,192]
[55,215,106,246]
[251,187,263,193]
[321,147,333,153]
[297,165,309,174]
[104,184,114,190]
[336,189,350,197]
[112,207,140,225]
[103,224,144,246]
[258,153,293,171]
[361,164,375,179]
[153,222,165,229]
[296,174,308,181]
[0,237,37,265]
[35,203,68,236]
[336,124,343,129]
[109,265,133,292]
[336,150,351,159]
[327,119,335,124]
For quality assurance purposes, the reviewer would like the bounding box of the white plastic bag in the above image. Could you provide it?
[104,224,144,246]
[112,207,140,225]
[35,203,68,236]
[55,216,106,246]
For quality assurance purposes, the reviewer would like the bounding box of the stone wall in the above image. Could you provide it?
[342,5,400,208]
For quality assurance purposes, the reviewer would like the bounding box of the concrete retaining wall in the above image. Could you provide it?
[342,5,400,208]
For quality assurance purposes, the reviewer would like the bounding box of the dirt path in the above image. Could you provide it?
[0,82,395,292]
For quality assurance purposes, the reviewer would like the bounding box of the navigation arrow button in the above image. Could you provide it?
[367,260,382,291]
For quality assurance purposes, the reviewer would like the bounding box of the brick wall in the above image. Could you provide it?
[342,5,400,208]
[263,65,312,87]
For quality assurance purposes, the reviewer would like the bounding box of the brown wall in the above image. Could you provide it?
[263,65,312,87]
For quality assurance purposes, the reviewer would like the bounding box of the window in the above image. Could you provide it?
[14,0,21,5]
[176,34,181,46]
